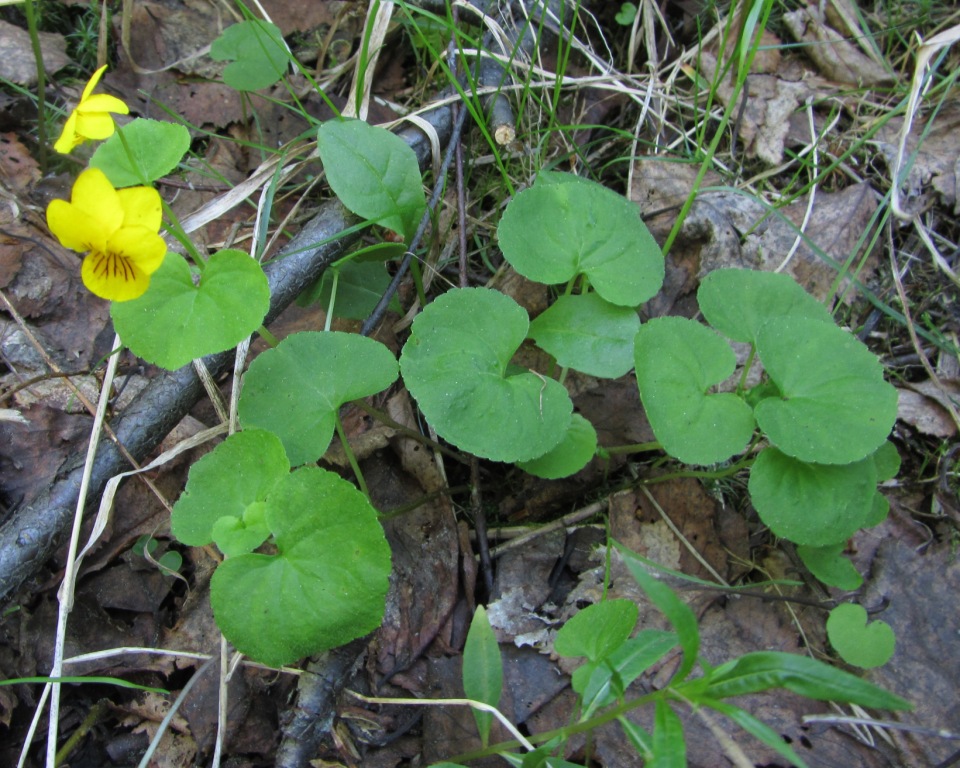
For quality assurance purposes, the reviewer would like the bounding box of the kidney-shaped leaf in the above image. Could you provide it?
[318,119,426,241]
[210,19,288,91]
[171,429,288,547]
[754,317,898,464]
[517,413,597,479]
[634,317,755,465]
[698,268,833,344]
[400,288,572,463]
[826,603,895,669]
[210,467,391,668]
[112,250,270,371]
[749,447,877,546]
[498,174,663,306]
[529,292,640,378]
[91,119,191,187]
[239,332,398,466]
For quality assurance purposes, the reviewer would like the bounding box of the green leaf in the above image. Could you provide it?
[555,599,639,662]
[615,3,639,26]
[210,19,288,91]
[616,543,699,682]
[400,288,572,463]
[112,250,270,370]
[618,717,653,759]
[754,317,898,464]
[698,268,833,344]
[827,604,896,669]
[865,491,890,527]
[706,651,909,709]
[650,700,685,768]
[300,260,401,319]
[516,413,596,479]
[749,448,876,546]
[317,119,426,241]
[796,544,863,590]
[702,699,810,768]
[210,467,391,667]
[210,501,271,557]
[498,173,663,306]
[872,440,901,482]
[238,331,398,466]
[171,430,288,547]
[462,606,502,745]
[634,317,755,465]
[528,293,641,378]
[91,118,190,187]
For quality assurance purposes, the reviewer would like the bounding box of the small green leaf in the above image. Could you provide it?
[239,332,399,466]
[796,544,863,590]
[554,599,639,662]
[706,651,908,709]
[317,119,426,240]
[210,501,271,557]
[400,288,572,463]
[463,606,502,745]
[210,19,288,91]
[498,173,663,306]
[516,413,596,479]
[698,268,833,344]
[749,448,876,546]
[615,3,639,25]
[872,440,901,482]
[90,119,190,187]
[650,700,685,768]
[754,317,898,465]
[634,317,755,465]
[300,259,401,319]
[865,491,890,527]
[702,699,810,768]
[112,250,270,370]
[528,293,641,378]
[616,543,699,682]
[171,430,288,547]
[210,467,391,667]
[827,604,896,669]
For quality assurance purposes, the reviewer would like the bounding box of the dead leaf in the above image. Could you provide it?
[784,5,895,87]
[0,21,70,86]
[898,382,959,437]
[0,133,40,193]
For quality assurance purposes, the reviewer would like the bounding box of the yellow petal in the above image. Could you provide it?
[108,228,167,275]
[117,187,163,232]
[81,249,153,302]
[80,64,109,102]
[77,93,129,116]
[74,111,119,142]
[53,112,80,154]
[70,168,123,234]
[46,199,107,254]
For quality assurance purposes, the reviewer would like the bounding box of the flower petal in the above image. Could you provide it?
[46,199,107,254]
[108,227,167,275]
[74,111,119,142]
[117,187,163,232]
[80,64,108,102]
[53,112,80,154]
[70,168,123,234]
[77,93,129,116]
[81,249,154,302]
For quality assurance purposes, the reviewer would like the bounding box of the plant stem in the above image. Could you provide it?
[23,0,48,173]
[603,441,662,455]
[335,412,369,498]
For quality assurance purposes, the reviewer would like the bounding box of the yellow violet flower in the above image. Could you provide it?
[54,65,130,154]
[46,168,167,302]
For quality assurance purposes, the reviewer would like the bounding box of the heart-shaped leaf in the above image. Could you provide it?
[754,317,897,464]
[112,250,270,370]
[796,544,863,590]
[498,173,663,307]
[400,288,572,463]
[171,429,288,548]
[210,502,271,557]
[634,317,755,465]
[698,268,833,344]
[827,603,895,669]
[517,413,597,479]
[91,119,190,186]
[239,332,398,466]
[317,119,426,241]
[528,292,641,378]
[210,19,288,91]
[210,467,391,667]
[749,448,877,546]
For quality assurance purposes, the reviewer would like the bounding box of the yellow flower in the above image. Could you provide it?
[46,168,167,302]
[53,65,130,154]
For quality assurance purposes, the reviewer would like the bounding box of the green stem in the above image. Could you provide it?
[23,0,48,173]
[257,325,279,348]
[352,400,469,465]
[603,441,662,455]
[335,412,369,498]
[324,269,339,332]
